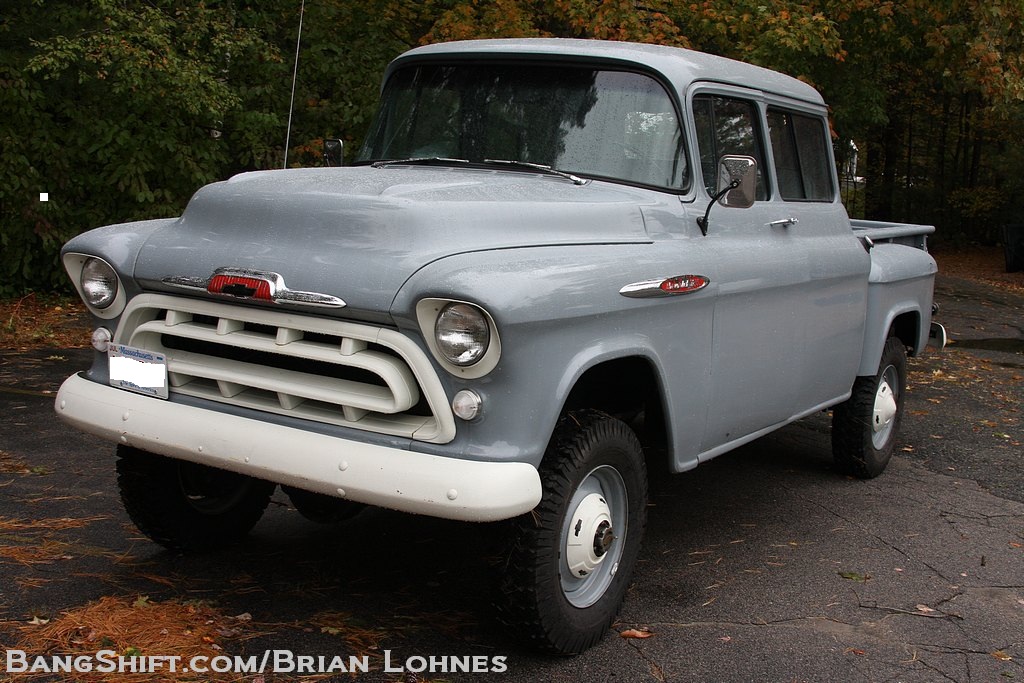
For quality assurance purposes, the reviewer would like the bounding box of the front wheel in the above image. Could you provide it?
[832,336,908,478]
[497,410,648,654]
[116,446,275,552]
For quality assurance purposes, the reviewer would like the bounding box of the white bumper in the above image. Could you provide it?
[56,374,541,522]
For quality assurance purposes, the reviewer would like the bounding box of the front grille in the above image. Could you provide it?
[114,294,455,443]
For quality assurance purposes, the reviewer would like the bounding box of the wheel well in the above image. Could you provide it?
[561,357,667,451]
[890,311,921,354]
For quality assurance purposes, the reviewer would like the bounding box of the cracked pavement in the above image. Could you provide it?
[0,273,1021,682]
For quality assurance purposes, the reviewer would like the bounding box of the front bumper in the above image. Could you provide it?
[56,374,541,522]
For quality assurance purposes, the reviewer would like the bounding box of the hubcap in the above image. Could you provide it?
[560,465,628,608]
[565,493,614,578]
[871,366,899,448]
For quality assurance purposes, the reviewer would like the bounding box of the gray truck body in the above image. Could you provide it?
[56,38,939,523]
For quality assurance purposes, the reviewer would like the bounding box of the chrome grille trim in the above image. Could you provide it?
[114,294,455,443]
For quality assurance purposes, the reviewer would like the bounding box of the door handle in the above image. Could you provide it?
[769,217,799,228]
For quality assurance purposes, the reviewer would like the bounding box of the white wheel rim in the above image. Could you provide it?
[872,366,899,449]
[560,465,627,608]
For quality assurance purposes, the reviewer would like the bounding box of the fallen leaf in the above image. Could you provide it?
[718,636,732,643]
[844,648,866,656]
[838,571,871,582]
[992,651,1013,662]
[915,604,936,613]
[620,628,654,639]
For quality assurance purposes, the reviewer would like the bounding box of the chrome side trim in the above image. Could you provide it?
[619,275,710,298]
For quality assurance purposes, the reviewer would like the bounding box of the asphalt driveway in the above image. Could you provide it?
[0,273,1021,683]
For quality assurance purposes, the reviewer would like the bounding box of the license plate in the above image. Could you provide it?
[108,344,168,399]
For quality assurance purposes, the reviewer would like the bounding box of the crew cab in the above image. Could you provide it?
[56,39,945,654]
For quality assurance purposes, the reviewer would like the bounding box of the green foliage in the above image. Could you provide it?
[4,0,1024,297]
[0,0,402,296]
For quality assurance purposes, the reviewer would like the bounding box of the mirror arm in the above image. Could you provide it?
[696,179,740,236]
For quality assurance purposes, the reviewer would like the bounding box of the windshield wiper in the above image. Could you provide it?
[369,157,470,168]
[482,159,588,186]
[368,157,588,186]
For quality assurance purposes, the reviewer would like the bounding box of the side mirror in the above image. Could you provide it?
[323,138,344,167]
[716,155,756,208]
[697,155,757,236]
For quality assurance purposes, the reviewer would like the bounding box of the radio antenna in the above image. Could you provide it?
[283,0,306,169]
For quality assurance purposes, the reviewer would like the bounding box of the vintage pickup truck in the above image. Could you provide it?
[56,38,945,654]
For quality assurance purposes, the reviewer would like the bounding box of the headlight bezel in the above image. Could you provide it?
[416,298,502,378]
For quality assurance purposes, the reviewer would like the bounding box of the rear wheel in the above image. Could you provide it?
[497,410,647,654]
[116,446,275,551]
[832,336,908,478]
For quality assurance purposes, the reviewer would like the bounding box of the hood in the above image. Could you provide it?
[135,166,654,317]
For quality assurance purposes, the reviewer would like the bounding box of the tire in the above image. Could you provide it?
[832,336,908,479]
[497,410,648,654]
[116,446,275,552]
[282,485,364,524]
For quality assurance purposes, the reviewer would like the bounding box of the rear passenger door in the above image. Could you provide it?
[692,89,867,456]
[762,106,869,412]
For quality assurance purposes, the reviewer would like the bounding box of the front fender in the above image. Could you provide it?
[392,244,714,469]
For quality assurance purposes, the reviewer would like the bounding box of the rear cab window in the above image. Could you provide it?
[766,109,835,201]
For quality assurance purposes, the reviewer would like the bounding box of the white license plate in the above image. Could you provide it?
[108,344,168,399]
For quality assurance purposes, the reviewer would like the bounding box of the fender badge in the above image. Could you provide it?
[620,275,710,298]
[163,267,346,308]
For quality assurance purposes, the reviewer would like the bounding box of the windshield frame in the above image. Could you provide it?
[355,56,692,194]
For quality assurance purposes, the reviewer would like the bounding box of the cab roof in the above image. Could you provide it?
[390,38,825,106]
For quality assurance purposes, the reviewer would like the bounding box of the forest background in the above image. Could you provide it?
[3,0,1023,296]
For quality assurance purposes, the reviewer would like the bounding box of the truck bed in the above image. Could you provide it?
[851,219,934,250]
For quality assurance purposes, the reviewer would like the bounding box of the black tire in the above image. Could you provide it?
[282,485,364,524]
[497,410,648,654]
[116,446,275,552]
[832,336,908,478]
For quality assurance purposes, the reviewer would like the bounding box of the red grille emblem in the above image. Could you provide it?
[163,267,346,308]
[207,274,274,301]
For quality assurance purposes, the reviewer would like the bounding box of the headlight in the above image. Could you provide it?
[435,303,490,366]
[80,257,120,309]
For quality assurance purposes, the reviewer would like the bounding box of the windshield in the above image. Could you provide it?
[357,63,689,190]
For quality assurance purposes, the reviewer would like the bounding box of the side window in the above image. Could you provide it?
[766,109,835,201]
[692,94,768,200]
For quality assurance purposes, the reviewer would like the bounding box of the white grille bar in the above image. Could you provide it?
[114,294,456,443]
